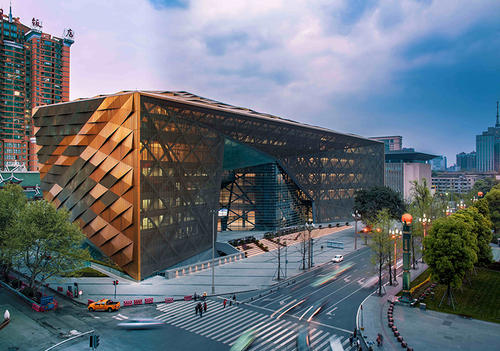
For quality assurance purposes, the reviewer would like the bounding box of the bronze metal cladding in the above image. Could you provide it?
[34,93,141,280]
[34,91,384,280]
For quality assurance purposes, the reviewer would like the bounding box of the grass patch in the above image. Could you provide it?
[61,267,108,278]
[396,269,431,297]
[422,267,500,324]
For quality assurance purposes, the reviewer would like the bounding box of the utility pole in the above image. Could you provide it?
[352,210,359,250]
[211,210,216,295]
[277,238,281,280]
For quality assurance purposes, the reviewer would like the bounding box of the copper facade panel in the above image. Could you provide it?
[35,91,383,280]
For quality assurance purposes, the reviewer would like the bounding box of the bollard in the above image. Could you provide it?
[133,299,143,305]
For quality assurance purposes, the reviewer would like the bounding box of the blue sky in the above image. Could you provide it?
[9,0,500,164]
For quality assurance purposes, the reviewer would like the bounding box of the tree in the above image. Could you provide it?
[409,179,433,268]
[370,209,393,295]
[13,200,90,291]
[0,184,27,280]
[470,178,499,197]
[353,186,405,227]
[461,207,493,265]
[485,188,500,233]
[424,215,476,308]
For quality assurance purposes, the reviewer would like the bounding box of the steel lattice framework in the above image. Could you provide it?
[34,91,383,280]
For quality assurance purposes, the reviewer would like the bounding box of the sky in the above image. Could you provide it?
[5,0,500,164]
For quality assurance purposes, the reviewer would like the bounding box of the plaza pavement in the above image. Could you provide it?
[360,259,500,351]
[46,225,359,304]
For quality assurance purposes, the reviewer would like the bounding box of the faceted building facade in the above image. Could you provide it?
[33,91,383,280]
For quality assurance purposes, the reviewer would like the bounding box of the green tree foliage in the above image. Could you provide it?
[485,188,500,233]
[370,209,393,295]
[472,198,491,220]
[13,200,90,290]
[460,207,493,265]
[0,184,27,279]
[353,186,405,227]
[471,178,499,197]
[424,215,476,307]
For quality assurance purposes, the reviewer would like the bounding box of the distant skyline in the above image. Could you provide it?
[6,0,500,163]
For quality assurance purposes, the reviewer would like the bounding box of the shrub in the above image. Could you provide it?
[328,224,332,228]
[11,279,21,289]
[336,223,340,227]
[21,286,36,298]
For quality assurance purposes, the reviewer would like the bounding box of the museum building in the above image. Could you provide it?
[33,91,384,280]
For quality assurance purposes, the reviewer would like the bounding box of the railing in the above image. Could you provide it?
[163,251,245,279]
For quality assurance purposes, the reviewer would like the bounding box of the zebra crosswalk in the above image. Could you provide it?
[154,300,355,350]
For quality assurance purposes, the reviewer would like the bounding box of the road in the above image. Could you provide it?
[2,243,379,351]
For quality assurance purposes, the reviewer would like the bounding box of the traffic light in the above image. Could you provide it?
[90,335,100,349]
[113,280,119,286]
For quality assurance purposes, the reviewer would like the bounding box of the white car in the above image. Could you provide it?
[331,255,344,263]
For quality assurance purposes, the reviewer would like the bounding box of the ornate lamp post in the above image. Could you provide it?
[418,214,431,263]
[400,213,413,304]
[389,228,401,284]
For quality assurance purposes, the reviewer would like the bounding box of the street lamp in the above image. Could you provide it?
[389,228,401,284]
[400,213,413,304]
[352,210,360,250]
[418,213,431,263]
[305,219,314,268]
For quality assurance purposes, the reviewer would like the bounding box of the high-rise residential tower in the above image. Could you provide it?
[476,102,500,172]
[0,6,73,170]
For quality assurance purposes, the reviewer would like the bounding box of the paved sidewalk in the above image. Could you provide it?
[358,263,428,350]
[359,262,500,351]
[46,225,361,304]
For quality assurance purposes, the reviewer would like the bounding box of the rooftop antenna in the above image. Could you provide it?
[496,101,500,128]
[9,0,12,22]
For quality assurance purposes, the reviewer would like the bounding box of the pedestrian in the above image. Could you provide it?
[194,292,197,301]
[349,335,353,346]
[204,301,207,312]
[356,338,361,350]
[198,302,203,317]
[353,328,357,338]
[229,298,232,306]
[379,333,383,346]
[232,294,236,302]
[195,304,199,315]
[223,299,227,308]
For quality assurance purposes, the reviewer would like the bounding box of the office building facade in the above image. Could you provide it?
[384,149,435,200]
[456,151,476,171]
[0,7,73,170]
[430,155,447,171]
[370,136,402,152]
[34,91,384,280]
[476,102,500,172]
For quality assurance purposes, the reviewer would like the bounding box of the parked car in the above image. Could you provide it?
[117,318,165,329]
[331,255,344,263]
[88,299,120,312]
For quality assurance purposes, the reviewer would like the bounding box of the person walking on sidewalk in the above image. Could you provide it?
[195,304,199,316]
[353,328,357,338]
[204,301,207,312]
[356,338,361,350]
[223,299,227,308]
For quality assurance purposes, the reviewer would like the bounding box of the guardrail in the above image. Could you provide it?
[163,252,245,279]
[43,330,94,351]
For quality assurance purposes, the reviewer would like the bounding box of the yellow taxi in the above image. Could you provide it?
[88,299,120,312]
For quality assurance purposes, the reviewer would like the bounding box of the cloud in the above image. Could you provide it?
[7,0,500,160]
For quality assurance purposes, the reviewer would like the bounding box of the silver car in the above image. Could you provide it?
[117,318,165,329]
